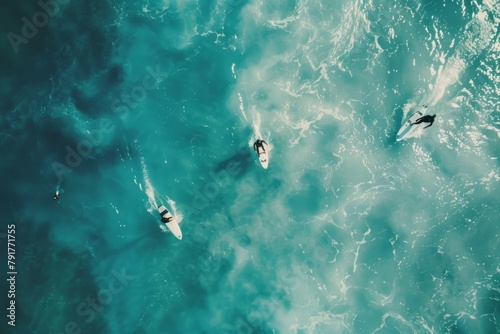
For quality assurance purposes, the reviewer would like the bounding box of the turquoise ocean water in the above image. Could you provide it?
[1,0,499,333]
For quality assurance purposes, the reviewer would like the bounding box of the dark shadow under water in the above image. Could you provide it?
[213,147,254,178]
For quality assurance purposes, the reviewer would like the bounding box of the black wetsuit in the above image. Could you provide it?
[413,115,436,129]
[253,140,267,154]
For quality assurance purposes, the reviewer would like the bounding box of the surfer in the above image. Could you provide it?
[412,114,436,129]
[253,139,267,155]
[161,216,173,223]
[53,190,60,201]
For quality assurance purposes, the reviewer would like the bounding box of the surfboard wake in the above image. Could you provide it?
[139,154,183,239]
[426,10,497,107]
[140,156,158,210]
[250,111,272,169]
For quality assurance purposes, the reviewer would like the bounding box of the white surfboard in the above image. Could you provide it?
[257,142,269,169]
[158,205,182,240]
[396,105,427,141]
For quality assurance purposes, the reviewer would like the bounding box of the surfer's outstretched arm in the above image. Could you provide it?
[423,121,433,129]
[412,117,423,125]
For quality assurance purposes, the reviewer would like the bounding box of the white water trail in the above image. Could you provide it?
[252,110,263,143]
[167,197,183,224]
[426,10,497,107]
[238,92,248,122]
[426,56,466,107]
[140,156,158,210]
[138,147,183,226]
[250,109,272,152]
[401,102,417,120]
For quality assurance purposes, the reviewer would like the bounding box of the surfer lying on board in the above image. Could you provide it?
[412,114,436,129]
[253,139,267,155]
[161,216,173,223]
[53,190,60,200]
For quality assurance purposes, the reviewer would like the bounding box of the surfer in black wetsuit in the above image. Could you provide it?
[412,114,436,129]
[161,216,173,223]
[53,190,60,201]
[253,139,267,155]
